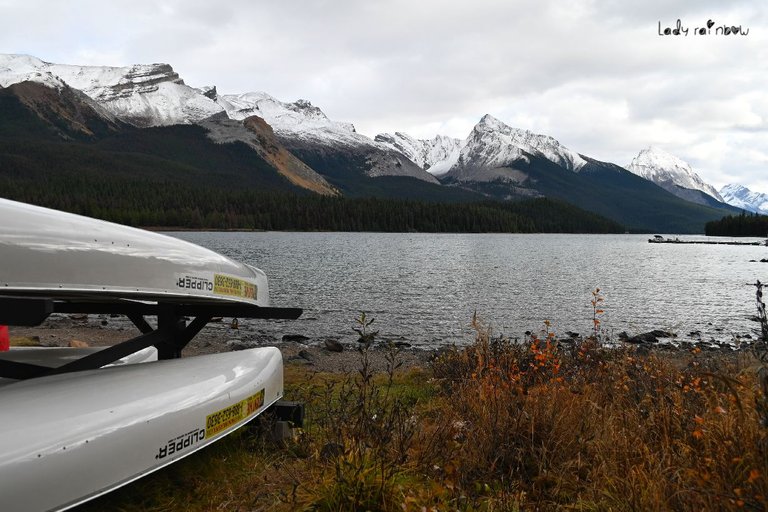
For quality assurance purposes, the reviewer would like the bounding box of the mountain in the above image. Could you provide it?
[0,53,745,232]
[0,54,373,198]
[0,53,476,208]
[0,80,123,140]
[626,147,725,206]
[198,113,337,196]
[434,116,737,232]
[0,53,435,188]
[214,91,439,187]
[446,115,587,179]
[0,54,223,127]
[374,132,462,176]
[719,184,768,214]
[0,56,331,199]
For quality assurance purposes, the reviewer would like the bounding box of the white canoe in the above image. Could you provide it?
[0,199,301,511]
[0,346,158,369]
[0,347,283,512]
[0,198,268,306]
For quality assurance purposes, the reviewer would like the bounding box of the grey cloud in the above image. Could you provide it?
[1,0,766,189]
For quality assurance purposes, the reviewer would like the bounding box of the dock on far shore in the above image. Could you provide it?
[648,235,768,246]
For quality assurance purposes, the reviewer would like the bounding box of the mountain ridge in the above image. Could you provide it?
[626,146,724,203]
[429,116,739,232]
[0,54,224,127]
[0,52,749,232]
[0,54,438,185]
[720,184,768,214]
[374,132,463,176]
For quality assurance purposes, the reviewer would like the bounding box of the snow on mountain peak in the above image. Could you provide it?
[196,85,217,100]
[288,99,327,120]
[457,115,587,172]
[0,54,66,90]
[720,184,768,214]
[374,132,462,175]
[0,53,223,126]
[721,184,749,196]
[627,147,723,201]
[216,90,438,183]
[477,113,507,131]
[218,92,363,146]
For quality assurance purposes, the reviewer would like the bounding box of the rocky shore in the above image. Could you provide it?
[8,313,761,374]
[8,314,435,374]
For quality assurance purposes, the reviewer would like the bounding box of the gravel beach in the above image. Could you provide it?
[8,314,436,374]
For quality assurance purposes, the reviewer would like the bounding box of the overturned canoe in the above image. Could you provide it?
[0,198,269,306]
[0,347,283,512]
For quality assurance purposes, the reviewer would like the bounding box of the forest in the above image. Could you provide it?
[705,211,768,237]
[0,174,623,233]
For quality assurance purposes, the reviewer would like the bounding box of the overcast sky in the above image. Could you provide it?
[2,0,766,191]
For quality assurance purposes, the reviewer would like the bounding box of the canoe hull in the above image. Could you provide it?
[0,346,158,368]
[0,347,283,512]
[0,198,269,306]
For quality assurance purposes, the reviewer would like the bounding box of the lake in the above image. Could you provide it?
[169,232,768,349]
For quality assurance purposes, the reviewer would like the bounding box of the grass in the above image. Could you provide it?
[10,335,42,346]
[74,306,768,512]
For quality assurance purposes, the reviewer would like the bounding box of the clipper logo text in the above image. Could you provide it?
[176,275,213,292]
[155,428,206,460]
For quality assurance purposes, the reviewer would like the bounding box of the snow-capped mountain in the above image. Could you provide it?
[374,132,462,176]
[428,114,740,231]
[719,184,768,214]
[464,115,587,171]
[445,114,586,182]
[0,79,123,140]
[215,91,439,183]
[378,116,596,183]
[199,112,337,196]
[217,92,359,147]
[0,53,438,183]
[0,53,748,232]
[627,147,723,202]
[0,54,223,127]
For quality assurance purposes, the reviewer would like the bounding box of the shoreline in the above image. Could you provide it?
[8,313,754,374]
[8,316,436,374]
[142,227,653,234]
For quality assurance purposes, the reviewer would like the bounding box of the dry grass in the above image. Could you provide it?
[78,312,768,512]
[10,335,42,346]
[427,316,768,511]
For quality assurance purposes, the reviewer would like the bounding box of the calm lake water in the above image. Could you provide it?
[170,232,768,349]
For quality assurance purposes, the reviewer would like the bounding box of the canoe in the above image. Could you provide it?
[0,346,158,385]
[0,198,268,306]
[0,346,158,368]
[0,199,302,510]
[0,347,283,512]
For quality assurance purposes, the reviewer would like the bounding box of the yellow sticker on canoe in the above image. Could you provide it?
[205,389,265,438]
[213,274,257,300]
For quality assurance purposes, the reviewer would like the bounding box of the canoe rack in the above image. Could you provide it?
[0,295,301,381]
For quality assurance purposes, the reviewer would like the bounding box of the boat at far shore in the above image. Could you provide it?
[648,234,768,246]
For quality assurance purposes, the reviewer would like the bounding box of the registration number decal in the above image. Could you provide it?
[174,272,257,301]
[205,389,265,438]
[213,274,257,300]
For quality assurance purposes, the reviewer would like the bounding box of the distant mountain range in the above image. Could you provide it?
[627,147,724,205]
[719,184,768,214]
[623,146,768,215]
[376,116,743,231]
[0,53,755,233]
